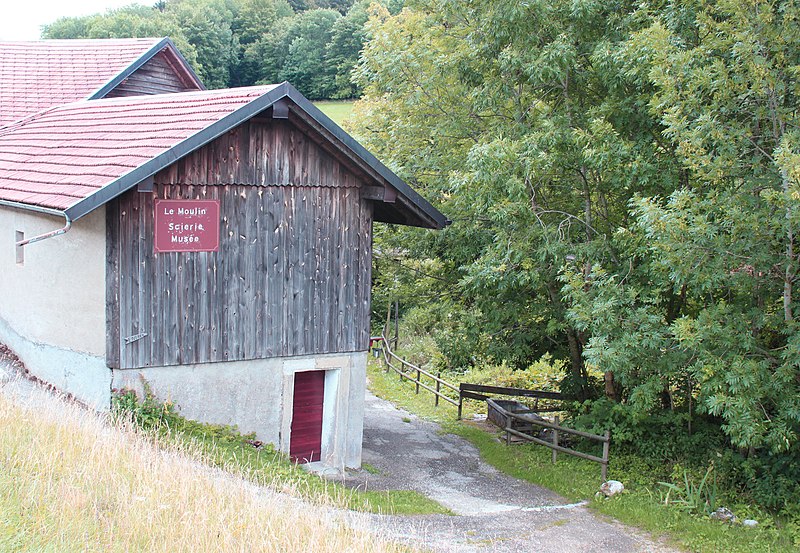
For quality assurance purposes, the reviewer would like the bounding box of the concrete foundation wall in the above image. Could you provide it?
[0,207,109,408]
[113,351,367,470]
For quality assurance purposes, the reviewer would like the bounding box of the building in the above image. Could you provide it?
[0,37,203,127]
[0,39,445,469]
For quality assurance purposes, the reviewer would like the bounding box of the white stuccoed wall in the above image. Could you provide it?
[0,207,109,408]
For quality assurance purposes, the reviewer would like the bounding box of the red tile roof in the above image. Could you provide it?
[0,38,187,127]
[0,85,280,213]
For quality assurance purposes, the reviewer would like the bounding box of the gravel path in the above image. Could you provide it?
[341,389,682,553]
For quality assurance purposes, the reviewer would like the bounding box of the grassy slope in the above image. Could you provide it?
[112,390,449,517]
[367,360,798,553]
[315,101,355,126]
[0,391,403,553]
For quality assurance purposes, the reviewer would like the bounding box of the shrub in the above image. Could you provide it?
[461,354,566,392]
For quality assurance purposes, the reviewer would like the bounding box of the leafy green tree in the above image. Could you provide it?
[565,0,800,453]
[42,14,103,38]
[165,0,236,88]
[244,8,341,98]
[229,0,294,86]
[324,0,371,98]
[41,0,370,96]
[351,0,675,398]
[279,9,341,98]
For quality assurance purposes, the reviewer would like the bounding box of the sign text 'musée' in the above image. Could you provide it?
[154,199,221,253]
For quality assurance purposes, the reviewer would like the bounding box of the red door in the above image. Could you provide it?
[290,370,325,463]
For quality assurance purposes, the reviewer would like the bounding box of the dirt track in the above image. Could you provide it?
[342,389,681,553]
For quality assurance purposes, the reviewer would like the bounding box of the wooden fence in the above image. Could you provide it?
[371,323,611,481]
[372,335,460,408]
[486,398,611,481]
[458,383,563,419]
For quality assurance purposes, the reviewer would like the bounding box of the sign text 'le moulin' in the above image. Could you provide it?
[154,199,221,253]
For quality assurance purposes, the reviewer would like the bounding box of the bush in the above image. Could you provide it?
[568,398,725,465]
[461,355,565,392]
[569,398,800,512]
[716,444,800,513]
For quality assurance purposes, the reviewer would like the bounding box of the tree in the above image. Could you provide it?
[279,9,341,98]
[229,0,294,86]
[40,0,370,96]
[324,0,371,98]
[165,0,236,88]
[351,0,676,398]
[565,0,800,452]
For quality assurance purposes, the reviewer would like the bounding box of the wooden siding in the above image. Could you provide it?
[106,50,198,97]
[158,120,366,188]
[107,120,373,369]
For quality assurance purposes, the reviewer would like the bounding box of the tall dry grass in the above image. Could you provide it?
[0,385,403,552]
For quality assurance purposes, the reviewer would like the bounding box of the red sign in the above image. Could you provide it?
[154,199,220,253]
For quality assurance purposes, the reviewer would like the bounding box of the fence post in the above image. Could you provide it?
[435,372,441,407]
[601,430,610,482]
[415,368,420,394]
[384,303,392,342]
[457,392,463,420]
[552,415,559,464]
[393,299,399,350]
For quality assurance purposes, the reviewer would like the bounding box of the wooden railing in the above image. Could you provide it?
[458,383,563,419]
[371,335,460,408]
[486,398,611,481]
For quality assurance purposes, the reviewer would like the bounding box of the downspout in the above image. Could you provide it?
[0,200,72,247]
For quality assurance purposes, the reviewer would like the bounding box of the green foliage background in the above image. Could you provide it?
[41,0,390,99]
[350,0,800,511]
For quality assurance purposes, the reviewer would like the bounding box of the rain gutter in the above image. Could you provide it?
[0,200,72,247]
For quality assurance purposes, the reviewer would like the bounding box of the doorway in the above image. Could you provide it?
[289,370,325,463]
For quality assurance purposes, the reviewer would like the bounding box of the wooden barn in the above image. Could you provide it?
[0,40,445,469]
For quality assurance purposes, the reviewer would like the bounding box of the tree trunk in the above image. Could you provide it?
[782,168,794,322]
[566,327,590,400]
[547,279,590,400]
[604,370,618,401]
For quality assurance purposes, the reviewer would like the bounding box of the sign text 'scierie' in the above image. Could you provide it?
[154,199,221,253]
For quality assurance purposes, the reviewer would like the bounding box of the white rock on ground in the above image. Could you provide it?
[600,480,625,497]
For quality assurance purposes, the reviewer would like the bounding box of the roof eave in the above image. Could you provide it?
[279,83,447,230]
[64,82,447,230]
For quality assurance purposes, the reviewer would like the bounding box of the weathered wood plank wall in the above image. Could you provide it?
[108,120,373,369]
[106,51,198,97]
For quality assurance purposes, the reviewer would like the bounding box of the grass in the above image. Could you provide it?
[314,100,355,126]
[0,388,405,553]
[367,360,799,552]
[111,388,449,517]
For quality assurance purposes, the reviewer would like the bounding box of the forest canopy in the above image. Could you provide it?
[41,0,398,98]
